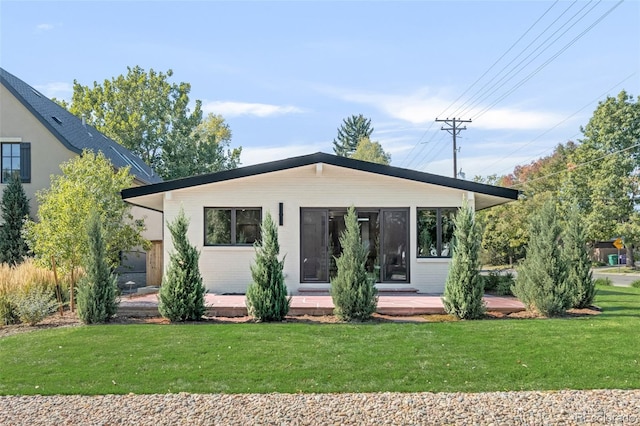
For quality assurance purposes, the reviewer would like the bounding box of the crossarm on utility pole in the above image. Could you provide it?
[435,118,472,178]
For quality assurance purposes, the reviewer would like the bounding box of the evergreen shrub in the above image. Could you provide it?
[0,175,30,265]
[330,206,378,321]
[246,212,290,321]
[563,206,595,308]
[77,212,119,324]
[158,208,205,322]
[512,199,571,316]
[443,200,485,319]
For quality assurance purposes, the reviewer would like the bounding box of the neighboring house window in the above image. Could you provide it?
[1,142,31,184]
[417,208,457,258]
[204,208,261,245]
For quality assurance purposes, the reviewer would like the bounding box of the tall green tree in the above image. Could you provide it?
[330,206,378,321]
[443,200,484,319]
[0,175,30,265]
[350,137,391,165]
[158,208,205,322]
[333,114,374,157]
[476,143,576,266]
[246,212,290,322]
[512,198,571,317]
[562,205,595,309]
[159,113,241,180]
[76,211,119,324]
[564,91,640,266]
[24,150,147,309]
[66,66,241,180]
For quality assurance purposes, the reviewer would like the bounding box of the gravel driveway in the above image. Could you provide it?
[2,389,638,425]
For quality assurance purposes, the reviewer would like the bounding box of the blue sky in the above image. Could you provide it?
[1,1,639,179]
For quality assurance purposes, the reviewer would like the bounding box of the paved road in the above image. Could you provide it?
[482,268,639,287]
[592,269,640,287]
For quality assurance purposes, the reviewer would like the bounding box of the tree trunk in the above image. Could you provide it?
[627,245,635,269]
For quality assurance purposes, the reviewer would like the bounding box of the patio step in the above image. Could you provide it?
[298,287,420,296]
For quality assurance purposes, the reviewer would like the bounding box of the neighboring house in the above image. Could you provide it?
[123,152,519,294]
[0,67,163,281]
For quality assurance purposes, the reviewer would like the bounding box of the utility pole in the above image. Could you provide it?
[435,118,472,178]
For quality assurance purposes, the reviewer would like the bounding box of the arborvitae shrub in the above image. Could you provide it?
[563,205,595,308]
[158,208,205,322]
[442,201,485,319]
[77,212,119,324]
[513,199,571,316]
[0,175,30,265]
[246,212,290,321]
[330,206,377,321]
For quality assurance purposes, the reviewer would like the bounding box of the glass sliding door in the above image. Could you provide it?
[301,209,328,281]
[381,209,409,282]
[301,207,408,283]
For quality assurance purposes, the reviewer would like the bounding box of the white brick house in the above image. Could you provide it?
[122,153,518,294]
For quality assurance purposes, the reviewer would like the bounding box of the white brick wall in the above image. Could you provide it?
[162,163,474,294]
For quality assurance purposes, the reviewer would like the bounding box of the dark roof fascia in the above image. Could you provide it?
[1,71,82,156]
[122,152,520,201]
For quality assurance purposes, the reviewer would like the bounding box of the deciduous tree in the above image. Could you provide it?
[564,91,640,267]
[66,66,241,179]
[24,150,147,309]
[350,137,391,165]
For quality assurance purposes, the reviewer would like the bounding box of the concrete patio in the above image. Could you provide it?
[118,292,525,317]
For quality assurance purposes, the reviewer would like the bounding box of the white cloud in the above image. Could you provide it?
[202,101,304,118]
[36,23,54,31]
[319,86,563,131]
[34,82,73,100]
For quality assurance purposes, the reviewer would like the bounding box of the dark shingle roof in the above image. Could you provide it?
[0,67,162,185]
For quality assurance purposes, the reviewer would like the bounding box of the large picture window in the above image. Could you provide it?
[204,208,261,246]
[417,208,457,258]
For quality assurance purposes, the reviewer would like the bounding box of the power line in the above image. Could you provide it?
[451,0,584,118]
[438,1,560,119]
[476,72,637,176]
[400,2,562,170]
[472,0,624,121]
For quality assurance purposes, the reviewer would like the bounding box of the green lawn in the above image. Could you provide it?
[1,286,638,395]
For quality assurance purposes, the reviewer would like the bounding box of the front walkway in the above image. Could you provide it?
[118,293,525,317]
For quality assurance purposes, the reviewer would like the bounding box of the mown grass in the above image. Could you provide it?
[1,286,638,395]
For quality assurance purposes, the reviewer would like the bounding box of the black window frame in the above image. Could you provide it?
[1,142,30,184]
[203,207,262,246]
[300,207,410,284]
[416,207,458,258]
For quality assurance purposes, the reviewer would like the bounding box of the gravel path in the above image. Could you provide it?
[1,390,638,425]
